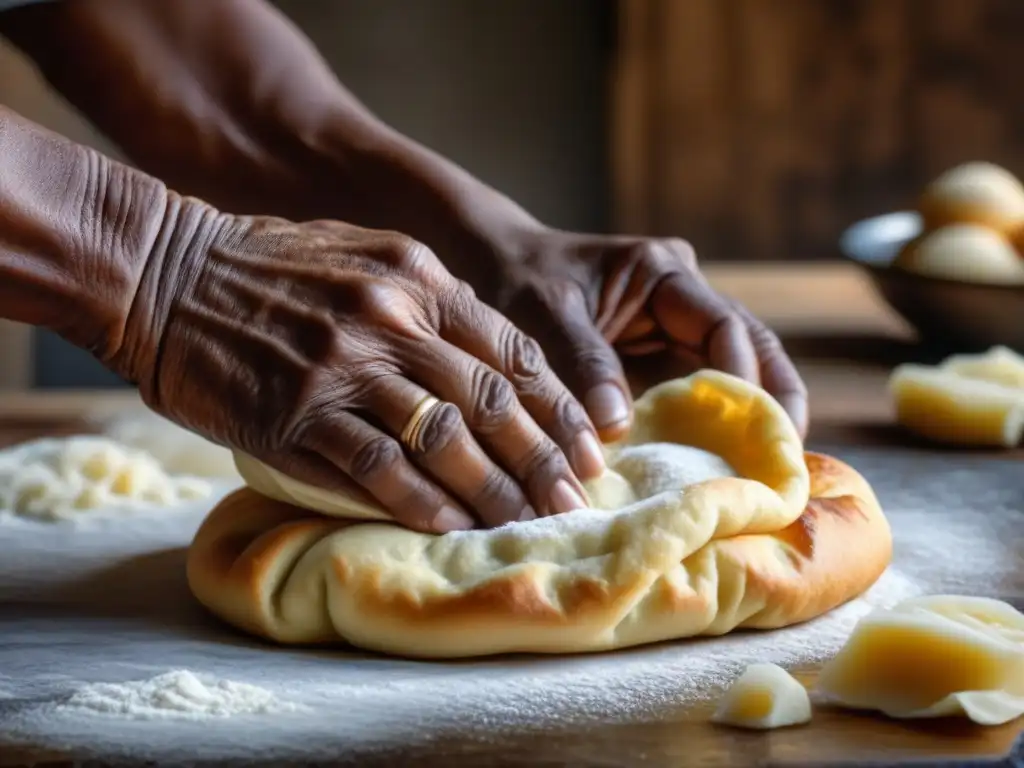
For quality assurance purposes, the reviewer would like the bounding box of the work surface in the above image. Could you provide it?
[0,264,1022,767]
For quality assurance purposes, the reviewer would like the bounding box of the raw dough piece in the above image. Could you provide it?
[712,663,812,730]
[817,595,1024,725]
[890,361,1024,448]
[188,370,891,659]
[940,346,1024,390]
[95,409,242,481]
[892,225,1024,285]
[0,436,212,522]
[917,162,1024,234]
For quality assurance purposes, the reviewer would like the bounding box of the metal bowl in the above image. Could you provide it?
[838,211,1024,352]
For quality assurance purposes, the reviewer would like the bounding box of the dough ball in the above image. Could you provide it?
[889,363,1024,448]
[95,409,241,481]
[0,436,214,522]
[817,595,1024,725]
[712,663,811,730]
[918,161,1024,234]
[892,225,1024,285]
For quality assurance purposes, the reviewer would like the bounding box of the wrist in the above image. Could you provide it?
[308,119,547,291]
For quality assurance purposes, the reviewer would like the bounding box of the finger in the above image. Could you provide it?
[650,273,760,383]
[363,374,539,528]
[730,302,810,438]
[440,292,606,481]
[397,336,591,518]
[511,287,634,443]
[303,410,475,534]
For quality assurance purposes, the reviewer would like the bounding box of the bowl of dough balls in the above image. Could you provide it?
[839,161,1024,351]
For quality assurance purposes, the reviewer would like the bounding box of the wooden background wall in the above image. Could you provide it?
[612,0,1024,261]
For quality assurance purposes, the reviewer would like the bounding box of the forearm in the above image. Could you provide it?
[1,0,538,290]
[0,106,169,364]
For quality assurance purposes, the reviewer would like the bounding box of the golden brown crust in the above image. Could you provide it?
[186,451,890,658]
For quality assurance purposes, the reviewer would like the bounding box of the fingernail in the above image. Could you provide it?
[519,505,538,522]
[572,431,606,479]
[549,479,587,515]
[584,383,631,431]
[433,506,474,532]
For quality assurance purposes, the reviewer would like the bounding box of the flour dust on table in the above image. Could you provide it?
[0,448,1020,764]
[57,670,306,721]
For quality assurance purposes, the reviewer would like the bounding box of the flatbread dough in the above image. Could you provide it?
[186,370,891,659]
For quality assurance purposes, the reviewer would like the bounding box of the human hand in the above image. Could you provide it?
[480,227,808,441]
[106,209,604,533]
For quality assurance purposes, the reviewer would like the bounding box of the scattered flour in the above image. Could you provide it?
[480,442,737,540]
[56,671,304,720]
[610,443,737,497]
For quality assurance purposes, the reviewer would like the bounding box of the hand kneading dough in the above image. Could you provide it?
[890,353,1024,448]
[892,225,1024,285]
[817,596,1024,726]
[917,162,1024,234]
[186,370,891,659]
[712,663,811,730]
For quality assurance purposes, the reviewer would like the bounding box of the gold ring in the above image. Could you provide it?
[400,395,443,452]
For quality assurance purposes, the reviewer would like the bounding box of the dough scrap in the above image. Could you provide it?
[890,349,1024,448]
[712,663,812,730]
[917,161,1024,234]
[892,225,1024,285]
[187,370,891,659]
[0,436,212,521]
[817,595,1024,726]
[940,346,1024,390]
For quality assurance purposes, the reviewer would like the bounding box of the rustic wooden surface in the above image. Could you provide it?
[612,0,1024,261]
[0,264,1021,766]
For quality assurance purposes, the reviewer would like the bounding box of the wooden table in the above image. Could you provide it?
[0,263,1021,766]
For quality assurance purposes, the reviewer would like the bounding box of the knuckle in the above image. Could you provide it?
[469,369,519,432]
[415,402,465,457]
[470,469,519,512]
[349,435,404,481]
[571,343,621,383]
[383,233,434,271]
[517,439,569,489]
[662,237,697,267]
[504,330,548,387]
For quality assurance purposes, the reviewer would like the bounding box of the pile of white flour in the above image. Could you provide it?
[56,671,303,721]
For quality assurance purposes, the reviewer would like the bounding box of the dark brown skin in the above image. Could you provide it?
[0,0,808,530]
[0,108,597,532]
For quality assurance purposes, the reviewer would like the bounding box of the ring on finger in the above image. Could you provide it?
[399,395,445,453]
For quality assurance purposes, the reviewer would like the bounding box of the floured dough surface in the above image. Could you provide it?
[712,663,811,730]
[817,595,1024,725]
[890,347,1024,448]
[188,370,891,659]
[0,437,212,522]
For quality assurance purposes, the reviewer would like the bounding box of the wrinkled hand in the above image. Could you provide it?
[107,209,605,533]
[486,228,808,441]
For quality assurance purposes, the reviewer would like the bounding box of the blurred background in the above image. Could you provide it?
[2,0,1023,388]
